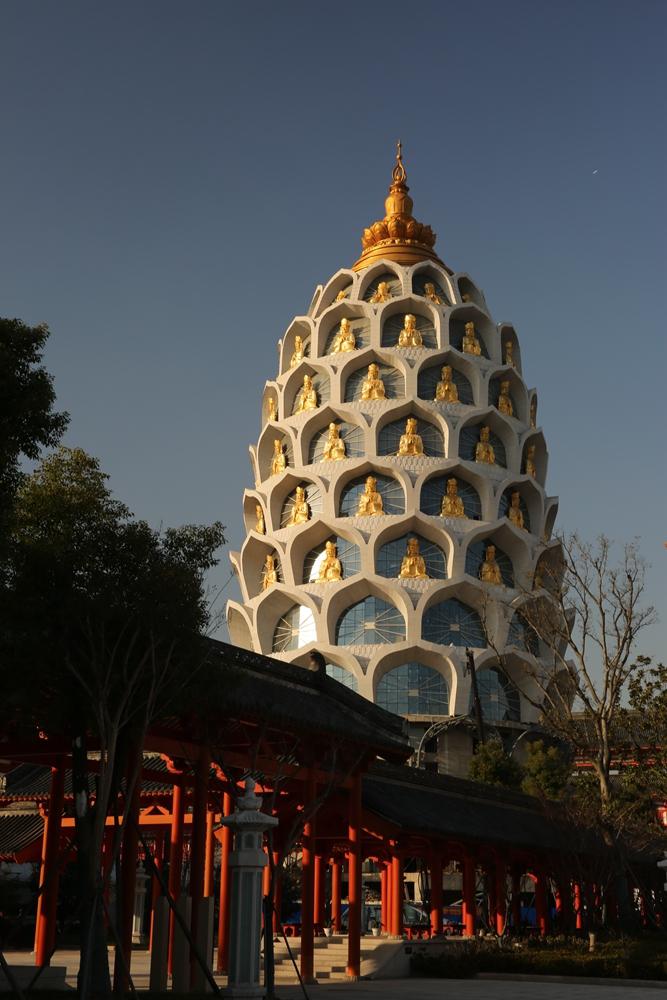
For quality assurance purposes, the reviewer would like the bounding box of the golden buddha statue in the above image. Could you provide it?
[357,475,384,516]
[441,477,465,518]
[530,395,537,429]
[434,365,458,403]
[461,293,471,303]
[424,281,442,305]
[288,486,310,525]
[322,422,346,461]
[398,313,423,348]
[497,380,513,417]
[504,340,516,367]
[462,321,482,356]
[267,397,278,422]
[475,425,495,464]
[290,335,305,368]
[262,554,278,590]
[399,537,428,579]
[335,288,349,302]
[295,373,318,413]
[360,363,386,400]
[271,439,287,476]
[508,490,525,530]
[480,544,502,585]
[524,444,537,478]
[370,280,392,304]
[331,317,356,354]
[255,504,265,534]
[397,417,424,456]
[318,540,343,582]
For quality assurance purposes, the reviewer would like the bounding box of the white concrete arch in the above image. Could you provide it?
[415,349,481,407]
[279,317,315,376]
[455,406,518,471]
[314,268,358,318]
[269,469,330,529]
[289,645,366,693]
[261,382,281,424]
[282,361,333,417]
[242,488,269,536]
[532,538,564,594]
[314,300,374,359]
[494,476,544,539]
[374,398,450,459]
[498,323,523,374]
[339,346,408,404]
[454,273,490,313]
[239,534,288,600]
[297,403,370,467]
[445,303,498,362]
[459,519,533,590]
[369,511,454,580]
[369,644,458,716]
[519,429,549,485]
[408,260,456,305]
[226,600,254,652]
[544,497,559,541]
[357,259,407,301]
[255,423,297,487]
[255,585,322,657]
[322,576,412,650]
[331,458,410,518]
[485,366,530,425]
[287,517,366,587]
[415,463,492,524]
[377,295,442,350]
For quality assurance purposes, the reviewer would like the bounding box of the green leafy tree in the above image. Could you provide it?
[468,737,523,789]
[520,739,572,799]
[0,447,225,997]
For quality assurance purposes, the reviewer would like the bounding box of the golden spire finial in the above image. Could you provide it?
[352,143,445,272]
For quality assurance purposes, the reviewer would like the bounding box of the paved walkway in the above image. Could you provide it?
[277,980,667,999]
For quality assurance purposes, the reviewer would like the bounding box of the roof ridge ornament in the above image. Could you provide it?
[352,142,447,273]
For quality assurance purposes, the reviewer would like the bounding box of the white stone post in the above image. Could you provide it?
[220,778,278,999]
[131,863,149,944]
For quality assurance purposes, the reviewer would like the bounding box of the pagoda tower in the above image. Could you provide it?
[227,145,560,772]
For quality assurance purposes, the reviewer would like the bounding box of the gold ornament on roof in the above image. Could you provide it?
[353,142,445,272]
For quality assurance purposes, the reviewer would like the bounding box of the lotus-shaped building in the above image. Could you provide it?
[228,146,560,772]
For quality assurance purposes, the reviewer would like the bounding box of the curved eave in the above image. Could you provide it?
[352,241,449,273]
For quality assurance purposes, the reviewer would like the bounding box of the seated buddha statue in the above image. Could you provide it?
[290,335,305,368]
[255,504,265,534]
[424,281,442,305]
[475,425,495,464]
[530,395,537,429]
[462,321,482,356]
[508,490,525,530]
[322,422,346,461]
[524,444,537,478]
[504,340,516,367]
[288,486,310,525]
[441,477,465,518]
[399,537,428,579]
[331,317,356,354]
[318,540,343,582]
[267,396,277,422]
[295,373,318,413]
[370,280,392,304]
[497,380,514,417]
[261,554,278,590]
[397,417,424,456]
[434,365,459,403]
[480,544,503,585]
[335,288,349,302]
[270,439,287,476]
[360,363,386,400]
[398,313,423,348]
[461,293,471,303]
[357,475,383,516]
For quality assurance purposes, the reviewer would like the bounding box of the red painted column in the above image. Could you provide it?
[216,791,233,972]
[390,854,403,938]
[149,830,167,951]
[346,771,362,978]
[462,854,476,937]
[34,763,65,965]
[113,755,141,994]
[300,770,316,983]
[203,809,215,897]
[167,776,185,974]
[574,881,583,931]
[332,859,342,933]
[494,862,506,935]
[380,864,388,934]
[430,851,443,938]
[313,853,324,930]
[511,867,521,932]
[535,870,549,937]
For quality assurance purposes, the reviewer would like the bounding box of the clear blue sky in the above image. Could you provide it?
[1,1,665,655]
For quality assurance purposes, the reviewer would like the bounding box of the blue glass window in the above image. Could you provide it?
[459,424,506,466]
[339,473,405,517]
[308,421,365,463]
[465,540,514,587]
[472,667,520,722]
[326,664,358,691]
[376,533,447,580]
[498,488,531,531]
[344,362,404,402]
[508,614,539,655]
[376,663,449,716]
[418,363,473,404]
[272,604,317,653]
[378,416,444,458]
[422,598,485,648]
[382,313,437,349]
[335,596,405,646]
[303,536,360,583]
[420,475,482,520]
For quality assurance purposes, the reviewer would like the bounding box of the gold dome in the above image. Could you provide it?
[352,142,446,272]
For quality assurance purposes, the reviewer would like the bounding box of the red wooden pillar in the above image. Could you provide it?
[216,792,233,972]
[346,771,362,978]
[380,863,388,933]
[300,769,316,983]
[494,861,506,936]
[203,809,215,897]
[430,851,443,938]
[390,853,403,938]
[149,830,167,951]
[313,853,324,930]
[332,859,342,933]
[574,881,583,931]
[167,775,185,973]
[511,867,521,932]
[462,854,476,937]
[535,870,549,937]
[113,754,141,994]
[34,763,65,965]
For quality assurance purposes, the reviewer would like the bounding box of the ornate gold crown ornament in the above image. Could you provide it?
[352,142,446,272]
